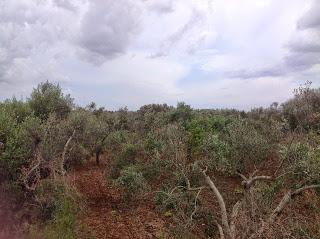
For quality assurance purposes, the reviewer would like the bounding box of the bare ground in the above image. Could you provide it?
[69,155,171,239]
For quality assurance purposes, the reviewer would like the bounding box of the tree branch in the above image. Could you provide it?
[190,186,204,221]
[202,169,232,239]
[230,201,242,236]
[60,130,76,175]
[217,223,225,239]
[238,171,273,189]
[21,137,43,191]
[249,184,320,239]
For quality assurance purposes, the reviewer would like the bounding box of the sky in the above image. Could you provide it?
[0,0,320,110]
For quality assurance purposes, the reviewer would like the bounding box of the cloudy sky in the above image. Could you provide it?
[0,0,319,110]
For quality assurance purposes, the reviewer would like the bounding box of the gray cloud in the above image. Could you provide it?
[77,0,142,65]
[227,66,287,79]
[297,1,320,30]
[53,0,79,12]
[1,0,317,110]
[0,0,77,86]
[147,0,174,14]
[285,52,320,71]
[288,39,320,53]
[228,0,320,79]
[151,6,209,57]
[285,1,320,71]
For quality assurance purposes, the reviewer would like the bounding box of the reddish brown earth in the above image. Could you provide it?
[69,156,171,239]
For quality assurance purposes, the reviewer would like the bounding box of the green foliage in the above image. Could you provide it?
[1,97,33,123]
[186,115,232,151]
[282,82,320,131]
[0,104,41,181]
[28,81,73,121]
[256,180,284,213]
[280,142,320,185]
[155,188,181,212]
[279,142,310,166]
[141,152,168,181]
[144,131,164,154]
[115,166,148,200]
[121,143,139,160]
[115,107,129,130]
[138,104,171,132]
[34,179,80,239]
[82,112,109,154]
[40,115,72,163]
[201,133,231,172]
[3,80,320,238]
[110,143,139,179]
[106,130,129,151]
[224,119,271,172]
[170,102,193,126]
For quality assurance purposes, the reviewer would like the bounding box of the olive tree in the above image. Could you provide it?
[28,81,74,121]
[157,118,320,239]
[69,109,111,165]
[282,81,320,131]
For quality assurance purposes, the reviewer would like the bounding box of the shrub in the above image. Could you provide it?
[105,130,129,151]
[115,166,148,200]
[201,133,230,172]
[170,102,193,126]
[29,178,80,239]
[224,119,271,172]
[1,98,33,123]
[144,131,164,154]
[282,82,320,131]
[110,143,138,179]
[28,81,73,121]
[280,142,320,185]
[0,106,41,182]
[141,152,167,181]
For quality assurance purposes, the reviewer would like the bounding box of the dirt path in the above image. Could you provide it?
[69,156,170,239]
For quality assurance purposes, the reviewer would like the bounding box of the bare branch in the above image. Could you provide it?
[251,169,259,178]
[239,172,273,189]
[269,184,320,224]
[236,172,248,181]
[274,132,296,176]
[202,170,232,239]
[249,184,320,239]
[60,130,76,175]
[217,223,225,239]
[251,175,273,183]
[230,201,242,236]
[292,184,320,195]
[21,137,43,191]
[190,186,204,221]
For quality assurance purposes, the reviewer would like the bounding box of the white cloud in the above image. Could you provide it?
[59,53,189,109]
[0,0,318,110]
[182,77,296,110]
[77,0,143,64]
[0,0,80,85]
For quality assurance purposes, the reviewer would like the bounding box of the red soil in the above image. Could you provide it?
[69,156,171,239]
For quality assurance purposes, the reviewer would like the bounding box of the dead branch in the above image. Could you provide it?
[190,186,205,221]
[217,223,225,239]
[269,184,320,223]
[249,184,320,239]
[21,137,43,191]
[230,201,242,236]
[237,171,273,189]
[202,168,233,239]
[60,130,76,175]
